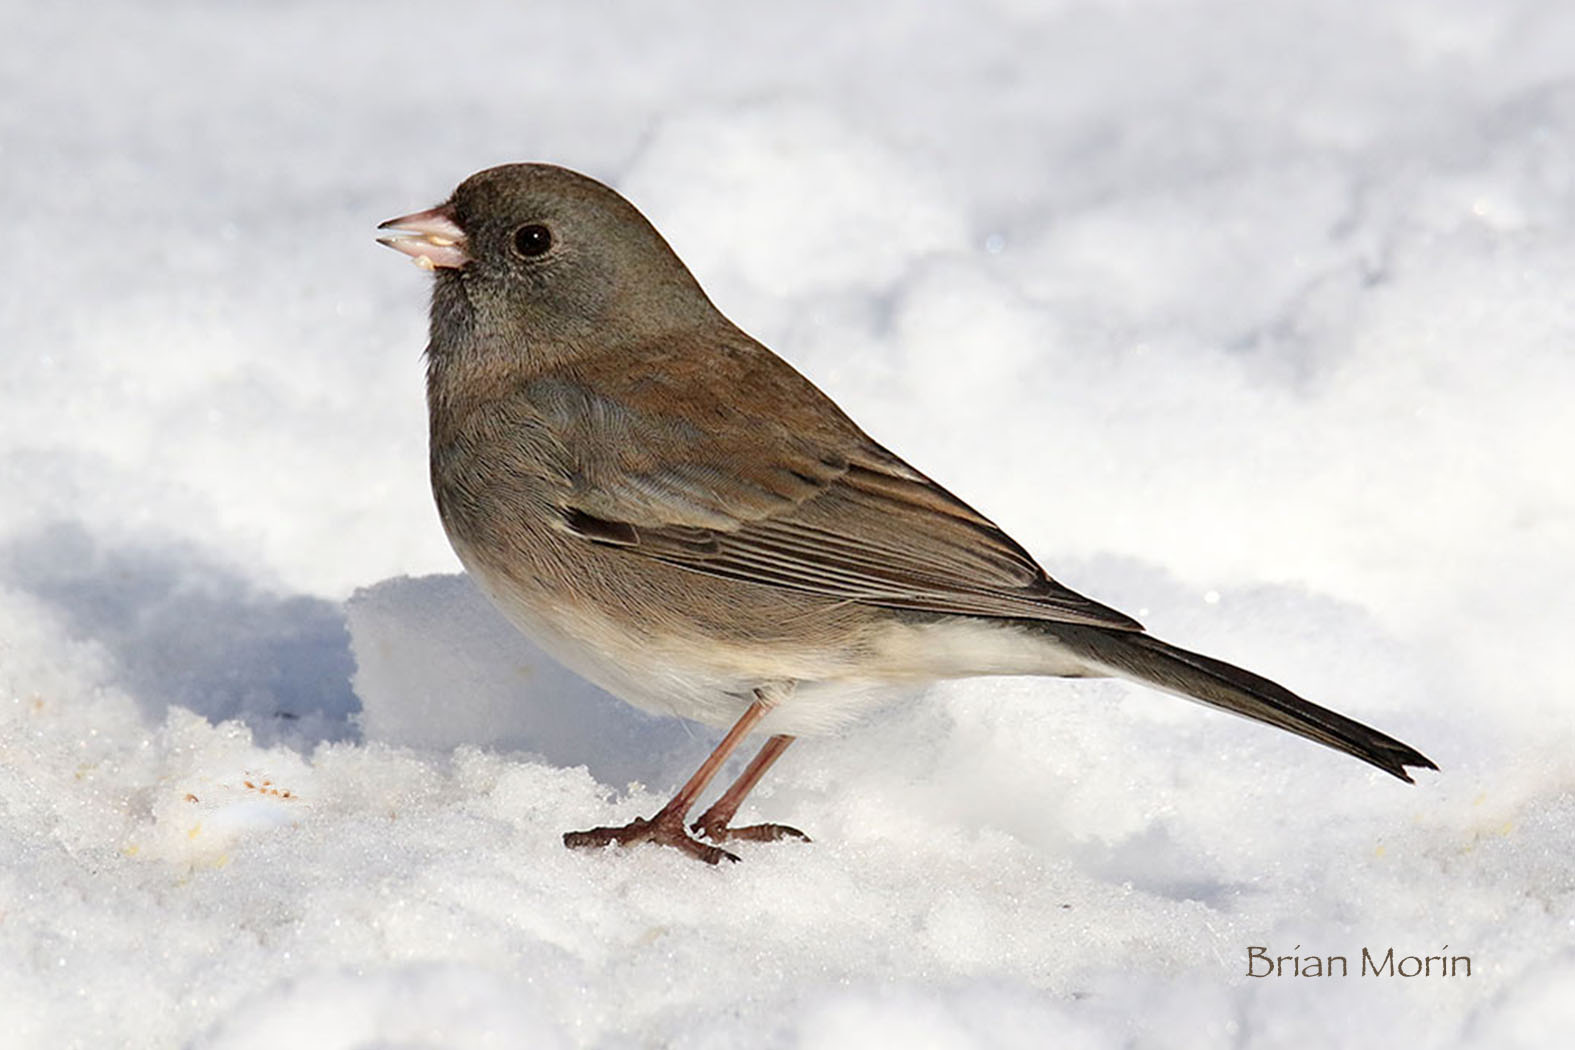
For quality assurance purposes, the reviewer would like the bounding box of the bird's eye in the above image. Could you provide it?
[512,224,553,257]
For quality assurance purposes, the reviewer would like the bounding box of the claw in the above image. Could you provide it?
[564,814,740,864]
[692,818,811,844]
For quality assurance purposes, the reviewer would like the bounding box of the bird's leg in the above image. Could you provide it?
[691,734,808,843]
[563,688,779,864]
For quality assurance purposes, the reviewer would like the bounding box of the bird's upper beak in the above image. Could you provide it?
[377,205,470,270]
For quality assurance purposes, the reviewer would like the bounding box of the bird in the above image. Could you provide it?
[378,163,1435,864]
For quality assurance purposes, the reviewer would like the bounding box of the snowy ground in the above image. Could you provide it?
[3,0,1573,1046]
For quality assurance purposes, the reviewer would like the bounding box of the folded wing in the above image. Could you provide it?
[525,346,1141,631]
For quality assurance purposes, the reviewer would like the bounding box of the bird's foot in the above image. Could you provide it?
[563,812,740,865]
[690,815,811,844]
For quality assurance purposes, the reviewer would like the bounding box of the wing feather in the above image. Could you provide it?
[530,343,1142,631]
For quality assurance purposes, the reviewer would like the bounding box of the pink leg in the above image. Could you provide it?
[692,734,808,843]
[564,691,776,864]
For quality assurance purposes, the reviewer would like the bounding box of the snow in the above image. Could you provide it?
[3,0,1573,1046]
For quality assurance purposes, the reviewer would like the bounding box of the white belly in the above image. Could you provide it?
[452,536,1102,736]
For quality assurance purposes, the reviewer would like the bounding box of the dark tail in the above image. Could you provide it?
[1055,626,1437,782]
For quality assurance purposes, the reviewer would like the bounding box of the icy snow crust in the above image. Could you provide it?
[3,1,1573,1047]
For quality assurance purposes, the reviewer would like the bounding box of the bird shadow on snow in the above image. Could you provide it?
[2,521,359,749]
[0,521,713,786]
[2,522,711,788]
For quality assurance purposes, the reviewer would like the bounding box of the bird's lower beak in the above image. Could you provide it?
[377,205,470,270]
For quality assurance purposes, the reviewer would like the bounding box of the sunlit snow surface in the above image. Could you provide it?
[3,1,1573,1046]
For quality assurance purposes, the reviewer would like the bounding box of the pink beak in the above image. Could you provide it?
[377,205,470,270]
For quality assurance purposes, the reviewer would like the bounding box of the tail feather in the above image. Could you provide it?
[1056,626,1437,782]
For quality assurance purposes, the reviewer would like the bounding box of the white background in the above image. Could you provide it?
[2,1,1571,1046]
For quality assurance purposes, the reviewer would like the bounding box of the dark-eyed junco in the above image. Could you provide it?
[379,163,1434,864]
